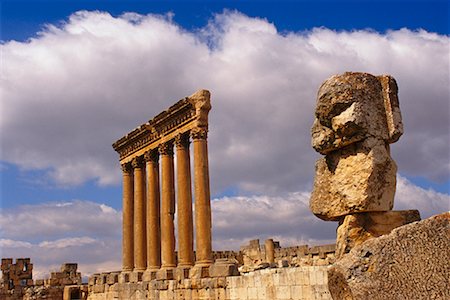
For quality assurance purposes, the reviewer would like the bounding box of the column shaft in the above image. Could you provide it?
[160,142,176,268]
[145,150,161,270]
[121,163,134,271]
[192,128,213,265]
[133,156,147,271]
[176,134,194,267]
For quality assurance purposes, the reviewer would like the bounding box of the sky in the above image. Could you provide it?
[0,0,449,279]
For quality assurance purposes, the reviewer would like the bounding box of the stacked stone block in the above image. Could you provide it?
[45,263,82,286]
[309,72,421,258]
[240,239,335,271]
[1,258,33,291]
[87,265,331,300]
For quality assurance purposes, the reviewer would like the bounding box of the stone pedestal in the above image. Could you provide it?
[209,259,239,277]
[132,157,146,271]
[159,142,176,268]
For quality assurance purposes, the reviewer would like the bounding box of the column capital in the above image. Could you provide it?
[144,149,159,163]
[191,128,208,140]
[175,133,190,149]
[121,162,133,174]
[159,142,174,156]
[131,156,145,169]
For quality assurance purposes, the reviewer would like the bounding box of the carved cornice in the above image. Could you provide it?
[112,89,211,160]
[144,149,159,163]
[131,156,145,169]
[158,142,174,156]
[175,133,190,149]
[191,127,208,140]
[121,162,133,174]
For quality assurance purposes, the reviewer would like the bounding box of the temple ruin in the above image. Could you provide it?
[4,76,448,300]
[112,89,214,279]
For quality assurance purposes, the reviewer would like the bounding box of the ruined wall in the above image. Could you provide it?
[87,265,330,300]
[240,240,335,272]
[0,261,87,300]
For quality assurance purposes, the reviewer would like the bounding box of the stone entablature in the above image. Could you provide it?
[112,90,210,162]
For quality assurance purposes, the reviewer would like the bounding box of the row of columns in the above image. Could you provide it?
[121,129,212,272]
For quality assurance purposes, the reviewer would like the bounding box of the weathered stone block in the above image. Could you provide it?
[310,138,397,221]
[189,265,209,279]
[106,272,119,285]
[156,268,174,281]
[129,271,143,283]
[142,270,157,282]
[209,259,239,277]
[310,72,403,221]
[328,212,450,300]
[118,272,130,284]
[335,210,421,258]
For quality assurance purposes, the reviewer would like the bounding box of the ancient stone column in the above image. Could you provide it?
[265,239,275,264]
[132,156,147,271]
[121,162,134,272]
[191,128,213,266]
[159,142,176,268]
[175,133,194,267]
[145,150,161,270]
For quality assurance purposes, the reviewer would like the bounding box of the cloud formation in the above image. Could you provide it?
[1,10,448,197]
[1,176,447,277]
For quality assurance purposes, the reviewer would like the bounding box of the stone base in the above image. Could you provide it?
[129,271,143,283]
[142,269,158,281]
[209,259,239,277]
[189,265,210,279]
[335,210,421,258]
[175,266,191,280]
[156,268,175,280]
[118,272,130,284]
[106,272,119,285]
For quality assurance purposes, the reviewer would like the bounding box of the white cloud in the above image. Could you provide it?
[0,200,121,240]
[0,10,448,196]
[394,176,450,219]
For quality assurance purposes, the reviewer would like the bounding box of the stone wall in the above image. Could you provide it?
[87,265,330,300]
[240,239,335,271]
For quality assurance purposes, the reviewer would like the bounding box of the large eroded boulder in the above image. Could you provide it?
[328,212,450,300]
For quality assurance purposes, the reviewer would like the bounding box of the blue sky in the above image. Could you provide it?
[0,0,449,277]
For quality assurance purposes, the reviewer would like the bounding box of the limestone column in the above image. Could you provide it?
[191,128,213,265]
[132,156,147,271]
[265,239,275,264]
[121,162,134,272]
[159,142,176,268]
[145,150,161,270]
[175,133,194,267]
